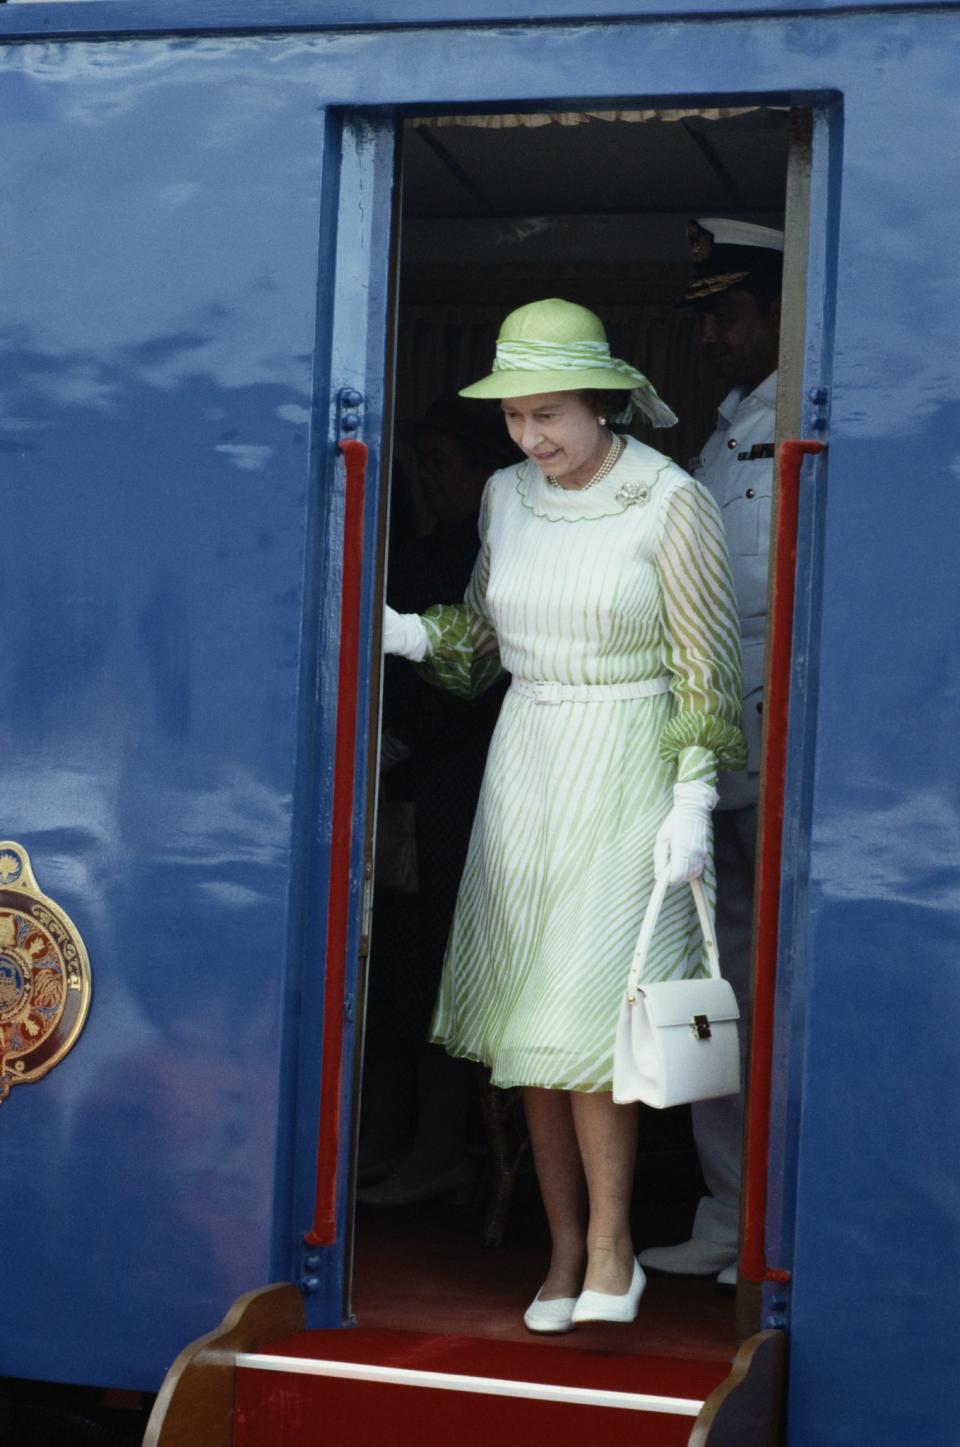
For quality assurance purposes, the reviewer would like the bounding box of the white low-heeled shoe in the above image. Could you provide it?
[523,1290,578,1334]
[571,1258,646,1325]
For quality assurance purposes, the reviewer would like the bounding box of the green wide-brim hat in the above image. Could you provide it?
[458,298,677,428]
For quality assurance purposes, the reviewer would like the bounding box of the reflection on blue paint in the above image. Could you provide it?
[0,36,334,1389]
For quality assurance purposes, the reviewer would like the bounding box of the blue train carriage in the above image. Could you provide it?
[0,2,957,1444]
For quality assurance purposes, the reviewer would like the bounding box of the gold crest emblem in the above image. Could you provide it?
[0,842,91,1103]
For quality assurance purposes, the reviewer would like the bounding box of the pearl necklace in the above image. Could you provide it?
[546,432,624,491]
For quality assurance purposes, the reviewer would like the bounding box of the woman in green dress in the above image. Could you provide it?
[384,298,746,1332]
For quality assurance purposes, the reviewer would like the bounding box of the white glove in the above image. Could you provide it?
[383,605,429,662]
[654,780,718,885]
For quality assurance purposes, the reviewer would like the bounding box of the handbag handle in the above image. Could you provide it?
[626,874,720,1001]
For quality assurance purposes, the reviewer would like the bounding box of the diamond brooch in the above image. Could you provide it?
[615,479,650,507]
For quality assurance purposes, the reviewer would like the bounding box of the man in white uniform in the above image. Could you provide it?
[639,218,783,1289]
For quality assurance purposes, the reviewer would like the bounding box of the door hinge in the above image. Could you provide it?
[337,387,364,441]
[805,385,830,433]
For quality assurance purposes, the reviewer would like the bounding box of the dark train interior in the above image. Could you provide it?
[355,107,790,1357]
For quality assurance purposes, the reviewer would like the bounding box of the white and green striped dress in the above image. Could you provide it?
[417,436,746,1093]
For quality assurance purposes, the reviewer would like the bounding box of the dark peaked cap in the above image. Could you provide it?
[684,217,785,302]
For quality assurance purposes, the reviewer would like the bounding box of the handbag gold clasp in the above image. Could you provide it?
[691,1014,712,1040]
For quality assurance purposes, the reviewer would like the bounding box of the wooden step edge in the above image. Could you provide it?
[688,1329,787,1446]
[235,1350,705,1418]
[143,1283,306,1447]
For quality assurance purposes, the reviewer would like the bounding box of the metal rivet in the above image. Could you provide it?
[727,438,738,449]
[341,389,363,407]
[745,488,756,499]
[341,412,361,432]
[808,387,828,405]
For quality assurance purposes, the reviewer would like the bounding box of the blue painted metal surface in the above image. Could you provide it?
[0,0,954,40]
[286,116,398,1326]
[1,4,959,1440]
[763,99,842,1313]
[0,40,386,1389]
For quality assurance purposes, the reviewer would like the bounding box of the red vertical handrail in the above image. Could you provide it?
[304,438,368,1248]
[741,438,824,1286]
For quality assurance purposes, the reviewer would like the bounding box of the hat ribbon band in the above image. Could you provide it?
[493,338,618,373]
[491,339,677,429]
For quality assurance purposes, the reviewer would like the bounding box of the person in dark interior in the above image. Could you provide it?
[638,217,783,1291]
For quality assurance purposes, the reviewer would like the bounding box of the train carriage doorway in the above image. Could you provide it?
[0,12,839,1436]
[351,102,804,1382]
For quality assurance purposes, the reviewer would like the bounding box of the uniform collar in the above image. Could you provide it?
[717,368,779,423]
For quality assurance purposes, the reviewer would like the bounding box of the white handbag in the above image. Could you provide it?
[612,874,740,1109]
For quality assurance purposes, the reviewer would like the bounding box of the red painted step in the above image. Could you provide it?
[234,1328,730,1446]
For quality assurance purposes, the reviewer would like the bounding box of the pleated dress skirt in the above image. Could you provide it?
[429,686,713,1092]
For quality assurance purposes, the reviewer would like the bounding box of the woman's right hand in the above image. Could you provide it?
[383,605,429,662]
[653,781,718,885]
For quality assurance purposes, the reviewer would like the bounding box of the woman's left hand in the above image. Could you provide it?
[383,605,429,662]
[654,781,719,885]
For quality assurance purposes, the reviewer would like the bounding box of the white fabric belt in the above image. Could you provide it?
[511,677,672,705]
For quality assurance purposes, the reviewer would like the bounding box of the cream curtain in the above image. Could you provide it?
[409,109,761,129]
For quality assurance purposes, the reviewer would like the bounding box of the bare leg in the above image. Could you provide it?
[571,1091,639,1295]
[523,1087,588,1299]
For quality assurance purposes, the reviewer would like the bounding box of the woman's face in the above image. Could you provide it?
[500,392,606,489]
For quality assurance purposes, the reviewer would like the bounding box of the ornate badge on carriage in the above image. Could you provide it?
[0,842,92,1103]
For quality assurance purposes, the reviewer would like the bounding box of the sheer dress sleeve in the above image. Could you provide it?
[414,476,504,701]
[656,480,748,787]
